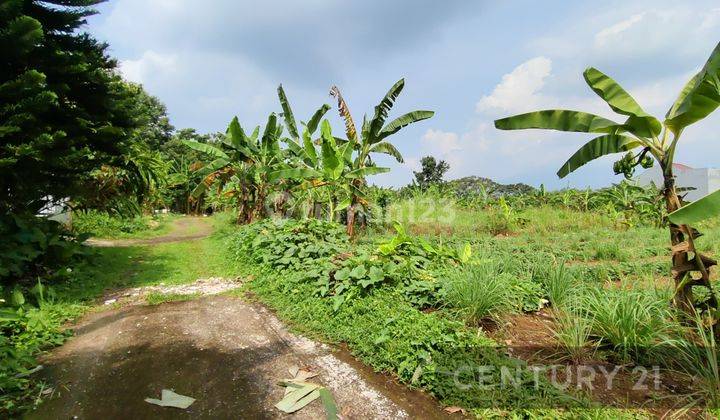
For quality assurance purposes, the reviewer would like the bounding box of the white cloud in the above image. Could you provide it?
[700,8,720,30]
[594,12,645,47]
[475,57,554,115]
[119,50,178,84]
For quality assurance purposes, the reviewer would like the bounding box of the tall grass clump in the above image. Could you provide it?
[442,260,512,324]
[535,261,576,310]
[662,316,720,408]
[585,286,670,363]
[551,308,596,363]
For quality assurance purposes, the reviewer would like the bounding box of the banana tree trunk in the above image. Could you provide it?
[346,203,355,236]
[662,165,718,315]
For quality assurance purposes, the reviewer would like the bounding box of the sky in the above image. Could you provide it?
[86,0,720,189]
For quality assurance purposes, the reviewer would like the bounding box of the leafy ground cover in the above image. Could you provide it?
[218,196,720,417]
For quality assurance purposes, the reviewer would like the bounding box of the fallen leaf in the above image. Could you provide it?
[145,389,196,409]
[275,383,320,413]
[444,406,465,414]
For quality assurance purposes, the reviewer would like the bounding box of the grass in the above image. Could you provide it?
[551,308,596,363]
[585,286,672,363]
[72,211,179,239]
[442,262,513,323]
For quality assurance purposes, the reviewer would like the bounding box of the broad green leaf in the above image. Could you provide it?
[320,121,342,180]
[369,142,404,163]
[268,167,322,183]
[665,42,720,134]
[377,110,434,142]
[261,113,280,153]
[369,79,404,139]
[349,265,368,279]
[307,104,331,134]
[226,116,246,149]
[318,387,339,420]
[195,158,230,177]
[494,110,622,133]
[182,140,229,160]
[302,129,318,166]
[346,166,390,179]
[277,84,299,139]
[283,137,303,156]
[668,189,720,225]
[583,67,661,137]
[557,135,640,178]
[336,197,352,212]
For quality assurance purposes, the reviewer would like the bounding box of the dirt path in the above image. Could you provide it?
[85,217,213,247]
[28,295,448,419]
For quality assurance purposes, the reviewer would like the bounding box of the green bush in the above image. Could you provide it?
[1,285,82,415]
[0,214,86,286]
[228,218,348,271]
[72,210,150,238]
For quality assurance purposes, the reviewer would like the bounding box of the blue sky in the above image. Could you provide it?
[87,0,720,189]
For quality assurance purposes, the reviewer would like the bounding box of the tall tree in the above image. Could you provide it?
[413,156,449,190]
[0,0,137,215]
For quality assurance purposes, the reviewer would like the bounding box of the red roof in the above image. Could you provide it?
[673,163,693,171]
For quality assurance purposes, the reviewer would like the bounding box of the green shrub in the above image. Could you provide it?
[228,218,348,271]
[1,214,86,286]
[534,261,576,310]
[0,286,82,415]
[72,210,150,238]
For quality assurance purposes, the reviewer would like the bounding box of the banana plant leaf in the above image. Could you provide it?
[557,134,640,178]
[226,117,247,150]
[494,110,622,133]
[369,78,404,139]
[346,166,390,179]
[583,67,661,137]
[668,189,720,225]
[182,140,229,160]
[302,130,318,166]
[665,42,720,134]
[277,84,299,140]
[377,110,434,142]
[307,104,331,134]
[369,142,404,163]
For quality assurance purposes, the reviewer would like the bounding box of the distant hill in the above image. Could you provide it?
[446,176,535,198]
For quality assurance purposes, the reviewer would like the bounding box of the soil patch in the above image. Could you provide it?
[28,295,450,419]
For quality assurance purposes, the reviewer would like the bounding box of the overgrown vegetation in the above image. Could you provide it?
[3,1,720,417]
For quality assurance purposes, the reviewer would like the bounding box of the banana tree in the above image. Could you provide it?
[495,42,720,316]
[275,84,332,214]
[329,79,434,235]
[183,113,285,223]
[268,120,387,221]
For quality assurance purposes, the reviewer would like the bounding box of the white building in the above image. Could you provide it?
[637,163,720,202]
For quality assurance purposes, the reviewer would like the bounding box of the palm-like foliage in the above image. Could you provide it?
[329,79,434,234]
[495,42,720,316]
[183,114,285,222]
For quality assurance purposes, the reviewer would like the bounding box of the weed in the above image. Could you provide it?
[585,287,670,363]
[442,262,512,323]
